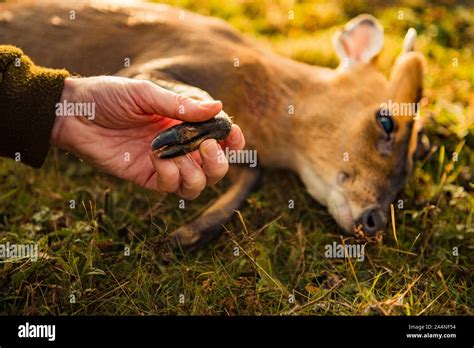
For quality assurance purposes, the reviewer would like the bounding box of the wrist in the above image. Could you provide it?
[51,77,78,149]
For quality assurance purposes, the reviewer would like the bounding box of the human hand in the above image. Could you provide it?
[51,76,245,199]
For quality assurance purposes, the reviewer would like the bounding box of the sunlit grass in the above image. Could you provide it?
[0,0,472,315]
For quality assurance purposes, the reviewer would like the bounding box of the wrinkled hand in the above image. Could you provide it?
[51,76,245,200]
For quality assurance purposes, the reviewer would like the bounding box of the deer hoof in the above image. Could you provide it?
[151,111,232,159]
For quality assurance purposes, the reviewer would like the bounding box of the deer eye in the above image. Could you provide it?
[376,109,394,134]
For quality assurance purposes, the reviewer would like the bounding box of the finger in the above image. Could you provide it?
[149,152,181,193]
[221,124,246,150]
[199,139,229,186]
[190,151,203,166]
[139,81,223,122]
[174,154,207,200]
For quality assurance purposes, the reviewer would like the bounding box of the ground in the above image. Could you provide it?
[0,0,472,315]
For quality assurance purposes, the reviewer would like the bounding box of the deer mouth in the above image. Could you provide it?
[327,188,388,235]
[327,189,354,233]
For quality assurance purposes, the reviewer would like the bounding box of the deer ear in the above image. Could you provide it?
[389,51,425,106]
[333,14,384,68]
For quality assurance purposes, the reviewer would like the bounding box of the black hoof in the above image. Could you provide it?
[151,111,232,159]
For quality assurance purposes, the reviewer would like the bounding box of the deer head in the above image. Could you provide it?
[293,15,429,235]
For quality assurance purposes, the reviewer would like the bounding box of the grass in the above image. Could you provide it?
[0,0,473,315]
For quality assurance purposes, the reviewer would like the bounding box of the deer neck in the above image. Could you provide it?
[234,54,336,170]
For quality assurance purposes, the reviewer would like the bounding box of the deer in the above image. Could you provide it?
[0,0,429,248]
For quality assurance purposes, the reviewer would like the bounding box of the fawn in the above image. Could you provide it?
[0,1,429,248]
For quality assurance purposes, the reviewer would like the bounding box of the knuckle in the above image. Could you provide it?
[157,179,176,193]
[138,79,154,90]
[186,193,200,201]
[184,172,206,192]
[179,188,200,201]
[210,161,229,180]
[156,182,172,193]
[172,93,188,117]
[156,174,179,193]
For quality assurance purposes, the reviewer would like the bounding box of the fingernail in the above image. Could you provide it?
[201,139,219,160]
[198,100,221,108]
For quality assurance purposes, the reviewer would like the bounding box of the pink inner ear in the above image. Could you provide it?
[341,24,373,61]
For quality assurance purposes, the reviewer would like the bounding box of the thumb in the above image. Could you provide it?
[137,80,223,122]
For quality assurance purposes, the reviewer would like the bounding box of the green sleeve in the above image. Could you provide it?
[0,45,70,168]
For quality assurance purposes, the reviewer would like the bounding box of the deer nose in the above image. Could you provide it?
[356,208,386,235]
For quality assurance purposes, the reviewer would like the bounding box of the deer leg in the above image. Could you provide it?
[170,166,261,249]
[151,111,232,158]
